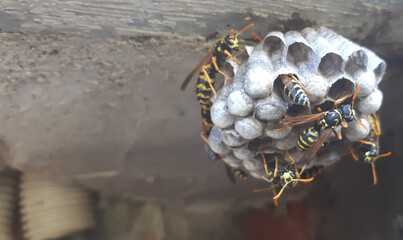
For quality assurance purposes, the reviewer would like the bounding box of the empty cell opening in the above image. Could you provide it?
[345,50,368,76]
[286,104,309,117]
[261,153,284,168]
[286,42,313,66]
[312,100,336,113]
[328,78,355,100]
[221,61,235,80]
[263,36,285,57]
[249,138,272,152]
[318,53,343,77]
[374,62,386,82]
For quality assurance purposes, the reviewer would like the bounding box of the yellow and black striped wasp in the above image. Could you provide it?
[253,148,314,206]
[182,24,255,146]
[276,83,368,159]
[350,113,391,185]
[181,23,255,102]
[276,73,312,107]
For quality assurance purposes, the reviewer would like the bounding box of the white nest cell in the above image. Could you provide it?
[206,27,386,179]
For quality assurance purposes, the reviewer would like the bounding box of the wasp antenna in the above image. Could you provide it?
[355,117,369,132]
[349,146,359,161]
[352,83,361,109]
[251,32,262,42]
[235,23,255,37]
[374,152,392,160]
[295,178,314,183]
[230,29,234,37]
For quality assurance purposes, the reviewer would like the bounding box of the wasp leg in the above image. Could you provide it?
[261,153,274,178]
[274,156,279,178]
[284,147,300,178]
[349,146,359,161]
[333,128,343,140]
[201,66,217,99]
[212,56,234,83]
[223,50,241,65]
[272,188,279,206]
[202,118,214,127]
[273,182,290,200]
[372,163,378,185]
[253,187,270,192]
[372,113,382,137]
[356,139,375,146]
[200,131,209,144]
[288,74,313,95]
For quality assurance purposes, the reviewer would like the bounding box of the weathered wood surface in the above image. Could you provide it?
[0,0,402,56]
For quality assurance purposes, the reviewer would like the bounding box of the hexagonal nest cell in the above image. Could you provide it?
[205,27,386,183]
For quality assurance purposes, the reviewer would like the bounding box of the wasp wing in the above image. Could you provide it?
[224,163,237,184]
[305,129,333,160]
[180,43,217,90]
[276,113,324,131]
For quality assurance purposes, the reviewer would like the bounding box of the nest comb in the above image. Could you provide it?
[207,27,386,179]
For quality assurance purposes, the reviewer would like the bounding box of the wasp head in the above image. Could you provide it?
[280,170,297,188]
[341,104,355,122]
[224,35,239,51]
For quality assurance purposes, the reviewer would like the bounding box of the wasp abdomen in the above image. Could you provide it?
[278,74,310,107]
[297,126,320,151]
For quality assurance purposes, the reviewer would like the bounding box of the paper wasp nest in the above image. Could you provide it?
[209,27,386,179]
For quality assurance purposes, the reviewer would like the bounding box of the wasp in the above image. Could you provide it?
[350,113,391,185]
[253,148,314,206]
[181,24,255,104]
[276,73,312,107]
[277,83,368,158]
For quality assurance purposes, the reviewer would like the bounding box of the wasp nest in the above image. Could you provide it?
[20,176,94,240]
[208,27,386,179]
[0,175,16,240]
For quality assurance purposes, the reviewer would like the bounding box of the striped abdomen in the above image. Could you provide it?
[297,126,320,151]
[196,64,216,107]
[279,75,310,107]
[358,137,379,164]
[201,105,213,128]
